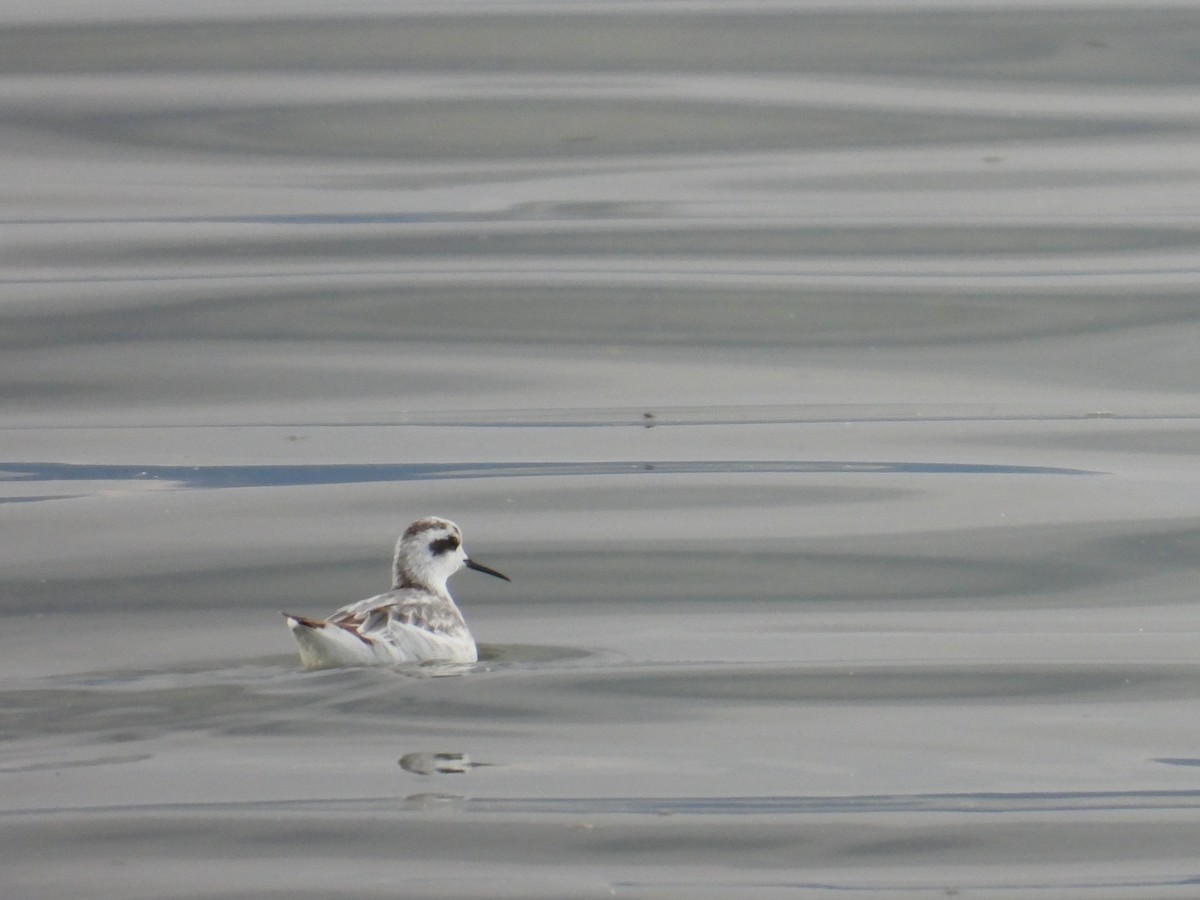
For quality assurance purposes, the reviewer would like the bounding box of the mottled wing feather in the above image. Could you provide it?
[357,607,389,634]
[389,600,463,635]
[325,589,464,637]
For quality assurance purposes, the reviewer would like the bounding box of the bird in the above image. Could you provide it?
[283,517,509,669]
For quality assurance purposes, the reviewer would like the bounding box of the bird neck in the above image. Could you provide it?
[394,557,450,595]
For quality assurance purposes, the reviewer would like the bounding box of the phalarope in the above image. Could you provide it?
[284,517,509,669]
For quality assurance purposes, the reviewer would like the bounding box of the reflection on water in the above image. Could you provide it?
[4,1,1200,897]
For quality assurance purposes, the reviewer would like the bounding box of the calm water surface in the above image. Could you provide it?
[4,2,1200,897]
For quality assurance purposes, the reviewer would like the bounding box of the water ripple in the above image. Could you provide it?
[0,458,1099,490]
[8,787,1200,819]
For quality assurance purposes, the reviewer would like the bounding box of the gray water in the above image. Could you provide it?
[4,3,1200,898]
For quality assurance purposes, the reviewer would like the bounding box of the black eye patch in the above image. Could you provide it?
[429,535,460,555]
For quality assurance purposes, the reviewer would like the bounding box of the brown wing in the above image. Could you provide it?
[326,590,465,637]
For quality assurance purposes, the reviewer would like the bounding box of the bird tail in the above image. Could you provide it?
[283,612,374,669]
[282,611,323,629]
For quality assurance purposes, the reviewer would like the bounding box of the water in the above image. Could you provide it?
[4,2,1200,897]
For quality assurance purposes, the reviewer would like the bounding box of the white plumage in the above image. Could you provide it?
[284,517,509,669]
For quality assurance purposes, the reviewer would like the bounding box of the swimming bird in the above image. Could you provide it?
[284,517,509,669]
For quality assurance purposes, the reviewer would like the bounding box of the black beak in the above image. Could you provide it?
[465,558,510,582]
